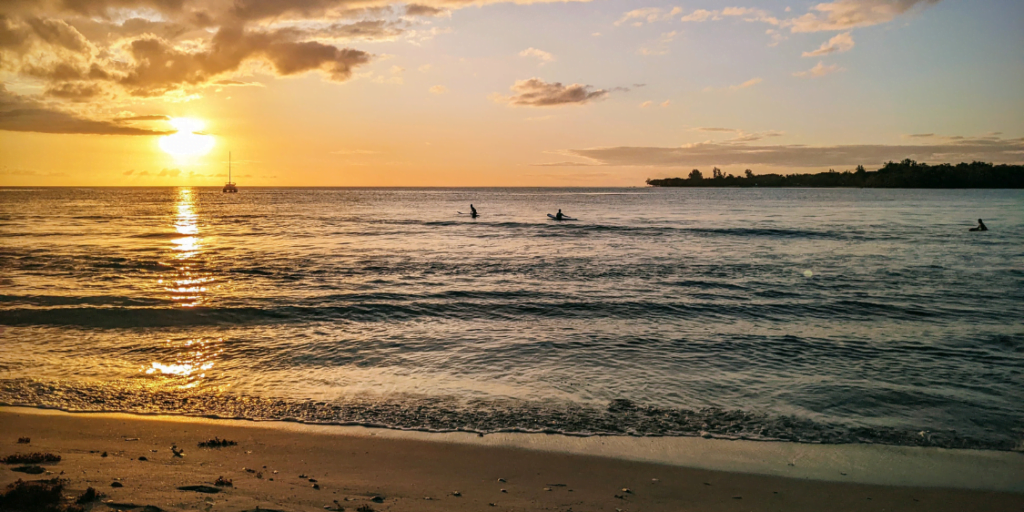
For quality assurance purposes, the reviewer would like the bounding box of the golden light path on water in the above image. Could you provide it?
[145,188,222,388]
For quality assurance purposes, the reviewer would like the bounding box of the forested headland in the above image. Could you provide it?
[645,160,1024,188]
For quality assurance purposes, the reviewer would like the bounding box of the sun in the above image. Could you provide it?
[159,118,215,158]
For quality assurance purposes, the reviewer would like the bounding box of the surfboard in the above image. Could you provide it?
[548,214,577,221]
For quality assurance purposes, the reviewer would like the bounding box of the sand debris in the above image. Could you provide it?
[1,453,62,464]
[111,482,123,488]
[17,438,30,444]
[370,496,384,503]
[214,476,233,487]
[171,445,184,458]
[11,465,45,474]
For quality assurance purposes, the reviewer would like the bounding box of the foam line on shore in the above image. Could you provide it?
[4,406,1021,492]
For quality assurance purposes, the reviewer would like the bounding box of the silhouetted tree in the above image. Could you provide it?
[644,161,1023,188]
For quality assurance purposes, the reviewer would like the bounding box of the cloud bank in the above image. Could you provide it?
[548,135,1024,168]
[0,84,173,135]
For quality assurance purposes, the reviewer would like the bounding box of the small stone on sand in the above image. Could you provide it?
[111,482,123,488]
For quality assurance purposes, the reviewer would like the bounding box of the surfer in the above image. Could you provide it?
[470,204,478,218]
[555,209,563,220]
[970,219,987,231]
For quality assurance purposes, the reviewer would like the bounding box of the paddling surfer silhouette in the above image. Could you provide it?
[970,219,987,231]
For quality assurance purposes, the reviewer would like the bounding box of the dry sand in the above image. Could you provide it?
[1,407,1021,511]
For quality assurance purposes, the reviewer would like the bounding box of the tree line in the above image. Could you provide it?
[645,160,1024,188]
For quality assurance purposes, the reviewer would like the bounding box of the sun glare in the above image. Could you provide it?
[160,117,215,158]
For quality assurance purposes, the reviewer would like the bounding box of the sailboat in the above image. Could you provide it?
[222,151,238,193]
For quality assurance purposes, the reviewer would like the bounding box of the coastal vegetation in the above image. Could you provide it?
[645,160,1024,188]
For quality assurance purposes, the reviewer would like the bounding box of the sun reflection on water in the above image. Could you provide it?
[165,188,213,307]
[144,190,225,388]
[144,338,224,388]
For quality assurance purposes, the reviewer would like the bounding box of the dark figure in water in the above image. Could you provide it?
[555,209,563,220]
[470,204,477,218]
[970,219,988,231]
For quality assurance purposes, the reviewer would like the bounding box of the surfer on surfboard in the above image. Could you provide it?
[555,209,563,220]
[470,204,478,218]
[970,219,987,231]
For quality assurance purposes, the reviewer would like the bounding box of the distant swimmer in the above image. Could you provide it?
[470,204,478,218]
[969,219,988,231]
[555,209,563,220]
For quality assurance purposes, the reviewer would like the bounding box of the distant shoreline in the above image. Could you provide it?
[646,160,1024,188]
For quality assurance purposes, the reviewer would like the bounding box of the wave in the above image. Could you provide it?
[0,297,995,327]
[0,378,1013,451]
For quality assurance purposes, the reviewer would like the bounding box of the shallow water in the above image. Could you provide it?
[1,187,1022,449]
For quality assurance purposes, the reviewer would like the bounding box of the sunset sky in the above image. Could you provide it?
[1,0,1022,186]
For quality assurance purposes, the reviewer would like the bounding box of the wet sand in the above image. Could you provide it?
[1,407,1021,511]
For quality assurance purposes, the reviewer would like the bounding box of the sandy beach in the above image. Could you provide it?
[1,407,1021,512]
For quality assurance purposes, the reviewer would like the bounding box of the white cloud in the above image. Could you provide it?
[418,64,432,72]
[680,9,719,22]
[794,61,842,77]
[731,77,763,90]
[788,0,941,33]
[429,85,447,94]
[519,47,556,64]
[803,32,855,56]
[494,78,610,107]
[615,7,678,26]
[680,7,780,24]
[660,100,671,107]
[639,101,653,108]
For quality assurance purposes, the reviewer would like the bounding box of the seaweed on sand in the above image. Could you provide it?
[0,478,64,511]
[1,453,61,464]
[197,437,237,448]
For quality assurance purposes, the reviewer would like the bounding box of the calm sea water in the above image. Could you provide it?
[1,187,1022,450]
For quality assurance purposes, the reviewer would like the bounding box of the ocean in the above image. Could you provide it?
[1,187,1022,450]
